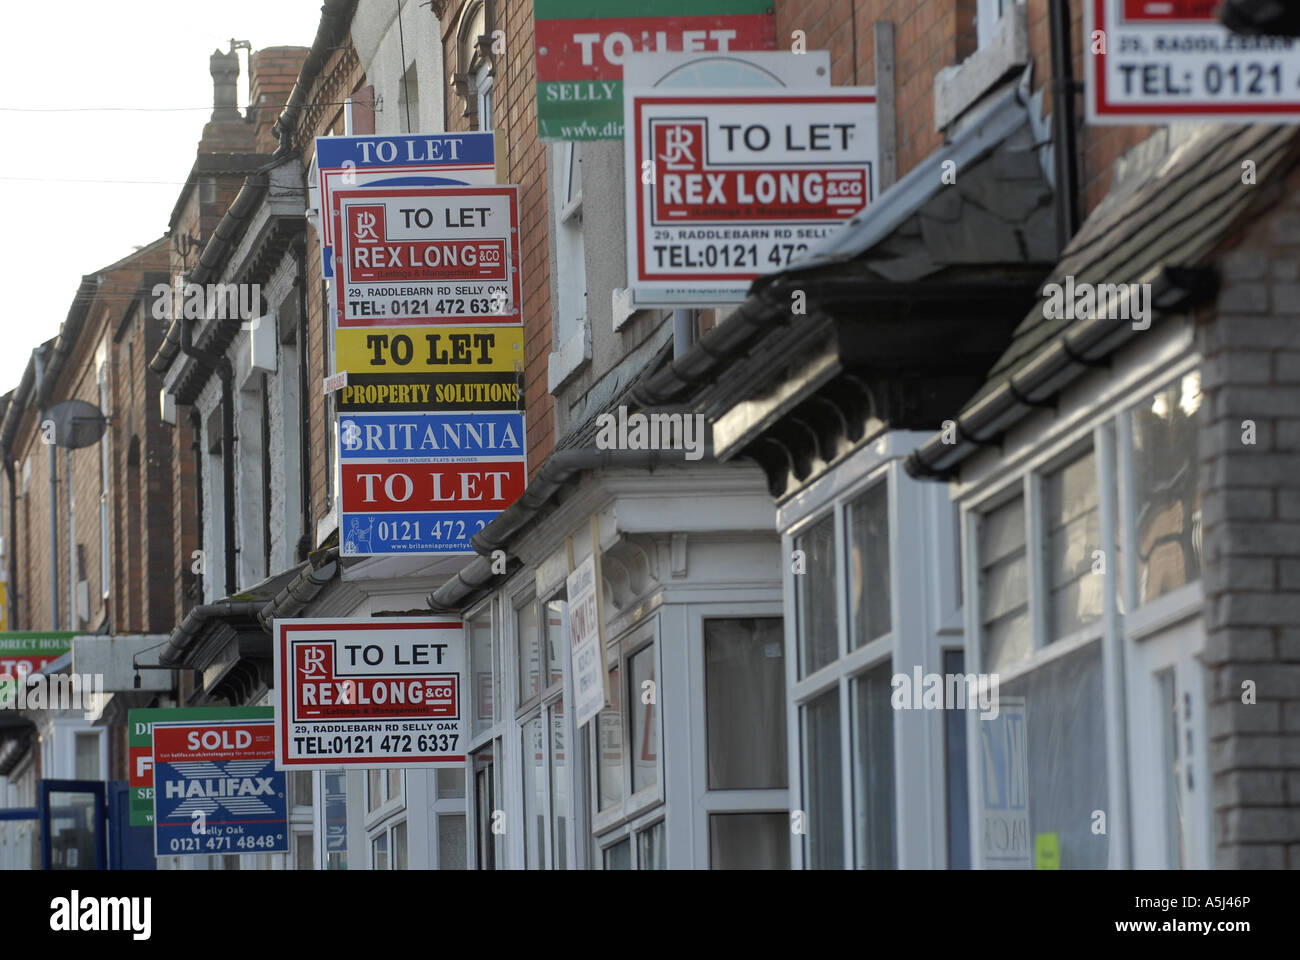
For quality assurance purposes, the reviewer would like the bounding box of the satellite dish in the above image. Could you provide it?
[45,399,107,449]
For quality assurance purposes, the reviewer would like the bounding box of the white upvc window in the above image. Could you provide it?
[475,61,493,131]
[551,140,588,385]
[592,617,665,866]
[364,768,407,869]
[466,597,504,869]
[692,604,790,869]
[961,359,1207,870]
[780,435,966,870]
[514,592,574,869]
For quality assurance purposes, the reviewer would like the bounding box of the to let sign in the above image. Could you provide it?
[533,0,775,140]
[338,411,526,555]
[152,718,287,856]
[274,618,468,769]
[626,90,879,305]
[1088,0,1300,123]
[567,555,607,728]
[333,186,522,326]
[314,132,497,277]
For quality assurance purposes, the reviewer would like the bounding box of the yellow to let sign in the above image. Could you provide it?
[335,326,523,374]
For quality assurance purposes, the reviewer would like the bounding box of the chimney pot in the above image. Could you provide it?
[210,49,240,121]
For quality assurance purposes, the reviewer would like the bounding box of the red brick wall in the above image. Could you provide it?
[250,47,311,153]
[293,38,366,540]
[442,1,553,479]
[777,1,1156,226]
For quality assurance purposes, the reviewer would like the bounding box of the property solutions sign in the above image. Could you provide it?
[533,0,776,140]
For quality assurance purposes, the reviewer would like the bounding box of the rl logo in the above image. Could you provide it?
[349,205,384,242]
[298,644,331,679]
[657,123,698,171]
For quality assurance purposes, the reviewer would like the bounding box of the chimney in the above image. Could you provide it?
[210,48,240,120]
[248,46,310,153]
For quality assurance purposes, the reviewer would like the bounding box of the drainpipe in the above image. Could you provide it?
[1048,0,1081,250]
[34,346,58,630]
[295,243,313,562]
[672,309,695,359]
[65,446,75,630]
[179,318,238,596]
[3,458,17,630]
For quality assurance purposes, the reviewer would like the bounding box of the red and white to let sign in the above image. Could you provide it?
[333,185,521,326]
[274,617,466,769]
[625,89,878,305]
[1088,0,1300,123]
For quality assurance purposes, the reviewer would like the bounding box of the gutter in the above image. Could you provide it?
[270,0,359,160]
[427,446,713,612]
[257,548,340,632]
[158,600,266,667]
[36,276,99,410]
[904,265,1218,480]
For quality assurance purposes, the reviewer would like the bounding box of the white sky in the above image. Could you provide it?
[0,0,325,395]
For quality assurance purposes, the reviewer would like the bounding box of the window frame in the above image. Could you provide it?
[782,458,904,870]
[590,616,663,838]
[958,352,1206,869]
[688,601,788,868]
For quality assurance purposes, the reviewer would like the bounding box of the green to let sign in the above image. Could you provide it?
[533,0,775,140]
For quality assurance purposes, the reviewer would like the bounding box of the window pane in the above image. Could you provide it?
[550,699,567,869]
[943,649,971,870]
[1158,669,1186,868]
[367,770,382,814]
[473,746,497,870]
[323,772,348,868]
[980,495,1030,672]
[1132,371,1202,604]
[387,769,402,804]
[637,821,665,870]
[853,662,896,869]
[74,734,99,781]
[439,814,467,870]
[603,838,631,870]
[710,813,791,869]
[545,599,565,689]
[392,821,408,870]
[517,601,541,702]
[802,689,843,869]
[1044,449,1102,640]
[705,618,787,789]
[796,515,838,677]
[291,771,313,808]
[987,642,1108,869]
[436,768,465,800]
[597,665,624,811]
[469,611,495,735]
[847,483,891,646]
[629,645,659,795]
[371,831,388,870]
[522,715,546,868]
[295,832,315,870]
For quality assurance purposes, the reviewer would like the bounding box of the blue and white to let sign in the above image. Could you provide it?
[152,717,287,857]
[315,132,498,278]
[338,411,527,555]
